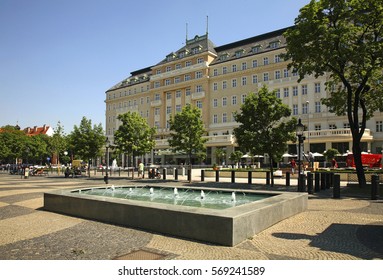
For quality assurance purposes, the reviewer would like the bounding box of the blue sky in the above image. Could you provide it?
[0,0,310,134]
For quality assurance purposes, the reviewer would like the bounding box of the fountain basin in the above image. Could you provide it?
[44,185,307,246]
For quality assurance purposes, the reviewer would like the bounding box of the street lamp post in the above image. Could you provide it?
[104,137,110,184]
[296,118,305,192]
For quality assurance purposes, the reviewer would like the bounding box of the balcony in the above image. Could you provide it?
[307,128,373,142]
[150,100,162,107]
[154,134,236,149]
[151,62,208,81]
[191,91,205,100]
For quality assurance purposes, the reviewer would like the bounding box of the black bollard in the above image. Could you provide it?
[371,174,379,200]
[175,168,178,181]
[330,173,334,188]
[266,171,270,185]
[315,172,320,192]
[333,174,341,199]
[200,169,204,182]
[299,173,306,192]
[325,173,331,189]
[215,170,219,182]
[286,172,290,187]
[231,170,235,183]
[307,172,313,194]
[248,171,252,184]
[163,168,167,180]
[187,169,191,182]
[321,172,326,190]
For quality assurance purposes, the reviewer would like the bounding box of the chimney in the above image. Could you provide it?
[34,126,37,132]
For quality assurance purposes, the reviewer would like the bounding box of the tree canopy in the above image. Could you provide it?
[68,117,105,165]
[168,104,207,168]
[283,0,383,187]
[234,85,297,186]
[113,112,156,163]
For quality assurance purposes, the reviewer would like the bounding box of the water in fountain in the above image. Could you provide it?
[80,186,272,210]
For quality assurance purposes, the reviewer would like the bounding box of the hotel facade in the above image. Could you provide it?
[105,27,383,166]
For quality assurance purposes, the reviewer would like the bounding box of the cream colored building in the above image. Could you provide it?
[105,27,383,166]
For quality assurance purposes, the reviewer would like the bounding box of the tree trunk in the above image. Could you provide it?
[352,140,366,188]
[269,157,274,187]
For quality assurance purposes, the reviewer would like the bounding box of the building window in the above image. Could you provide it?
[174,77,181,83]
[252,45,261,53]
[213,114,218,124]
[293,104,298,115]
[241,62,247,70]
[166,106,171,114]
[197,57,204,64]
[263,57,269,65]
[252,75,258,84]
[315,101,321,113]
[315,82,321,93]
[185,88,191,96]
[155,107,160,116]
[213,98,218,107]
[222,81,227,89]
[329,124,337,129]
[232,79,237,88]
[343,123,350,128]
[302,85,308,95]
[241,94,247,104]
[284,69,289,78]
[242,77,247,86]
[232,95,237,105]
[213,69,218,76]
[263,72,269,81]
[155,93,160,101]
[252,59,258,68]
[302,103,308,114]
[293,86,298,96]
[196,100,202,109]
[232,64,237,72]
[185,74,191,81]
[175,64,181,70]
[196,85,202,92]
[275,89,281,99]
[376,121,383,132]
[166,92,172,100]
[284,87,289,97]
[222,113,227,123]
[156,69,161,75]
[165,79,171,86]
[222,66,227,74]
[270,41,280,49]
[315,124,321,131]
[222,97,227,107]
[275,70,281,79]
[292,68,299,76]
[154,81,160,88]
[185,61,192,67]
[274,54,281,63]
[166,66,172,72]
[195,71,203,79]
[176,90,181,98]
[213,82,218,91]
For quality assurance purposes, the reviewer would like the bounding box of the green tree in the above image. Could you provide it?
[114,112,156,174]
[324,148,340,165]
[234,86,297,187]
[168,104,207,182]
[229,150,244,167]
[49,121,67,170]
[283,0,383,187]
[214,148,226,165]
[68,117,105,175]
[28,134,50,165]
[0,126,27,164]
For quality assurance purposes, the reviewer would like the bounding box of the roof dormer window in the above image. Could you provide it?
[235,49,245,58]
[252,45,262,53]
[269,40,281,49]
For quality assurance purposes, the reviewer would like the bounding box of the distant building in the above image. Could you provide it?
[23,125,53,137]
[105,27,383,166]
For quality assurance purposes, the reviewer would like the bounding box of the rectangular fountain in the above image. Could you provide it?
[44,185,307,246]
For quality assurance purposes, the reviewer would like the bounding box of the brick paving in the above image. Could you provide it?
[0,172,382,260]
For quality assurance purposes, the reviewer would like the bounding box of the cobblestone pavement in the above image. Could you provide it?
[0,172,382,260]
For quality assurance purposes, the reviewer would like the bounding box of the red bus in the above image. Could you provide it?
[346,153,382,168]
